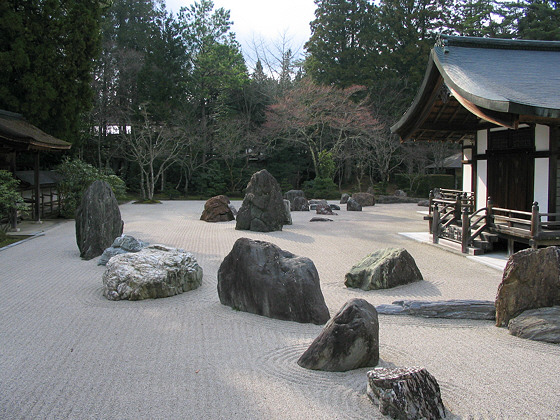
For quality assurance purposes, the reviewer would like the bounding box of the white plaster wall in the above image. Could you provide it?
[534,157,549,217]
[477,129,487,154]
[535,124,550,152]
[462,148,472,193]
[476,160,487,210]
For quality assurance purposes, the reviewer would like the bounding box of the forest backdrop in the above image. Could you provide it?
[1,0,559,202]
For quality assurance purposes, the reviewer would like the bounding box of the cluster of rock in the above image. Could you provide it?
[200,195,235,222]
[236,169,286,232]
[217,238,330,324]
[345,248,423,290]
[98,234,148,266]
[495,246,560,343]
[102,244,203,301]
[76,180,124,260]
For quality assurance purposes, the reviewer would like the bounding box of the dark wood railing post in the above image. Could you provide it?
[486,196,493,228]
[530,202,540,249]
[428,190,434,234]
[454,193,461,221]
[461,206,469,253]
[432,203,439,244]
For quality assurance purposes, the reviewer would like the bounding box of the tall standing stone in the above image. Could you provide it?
[236,169,285,232]
[76,180,123,260]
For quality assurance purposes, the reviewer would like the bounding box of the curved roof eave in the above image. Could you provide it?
[390,52,443,139]
[431,46,560,119]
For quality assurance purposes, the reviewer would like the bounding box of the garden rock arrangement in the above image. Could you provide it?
[367,367,446,420]
[235,169,285,232]
[98,234,148,266]
[345,248,423,290]
[200,195,235,222]
[284,189,306,210]
[102,244,203,301]
[298,298,379,372]
[346,197,362,211]
[495,246,560,327]
[376,299,496,320]
[309,199,328,210]
[508,306,560,343]
[316,202,336,215]
[76,180,123,260]
[217,238,330,324]
[352,192,375,207]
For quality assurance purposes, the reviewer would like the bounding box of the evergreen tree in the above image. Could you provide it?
[517,0,560,40]
[305,0,380,87]
[0,0,103,142]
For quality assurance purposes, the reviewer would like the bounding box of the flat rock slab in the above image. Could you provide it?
[345,248,423,290]
[217,238,330,324]
[103,245,203,301]
[310,217,333,222]
[367,367,446,420]
[508,306,560,343]
[298,298,379,372]
[376,299,496,320]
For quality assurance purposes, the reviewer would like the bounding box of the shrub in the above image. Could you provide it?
[303,177,339,199]
[0,170,29,230]
[395,173,455,198]
[56,158,127,218]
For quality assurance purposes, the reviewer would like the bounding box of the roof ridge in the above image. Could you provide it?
[439,34,560,52]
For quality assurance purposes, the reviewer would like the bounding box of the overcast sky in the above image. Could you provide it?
[165,0,317,66]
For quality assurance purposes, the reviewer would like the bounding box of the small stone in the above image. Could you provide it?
[508,306,560,343]
[310,217,333,222]
[367,367,446,420]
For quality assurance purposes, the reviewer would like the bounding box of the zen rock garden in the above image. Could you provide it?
[71,170,560,419]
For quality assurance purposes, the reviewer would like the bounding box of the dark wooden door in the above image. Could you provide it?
[487,151,534,211]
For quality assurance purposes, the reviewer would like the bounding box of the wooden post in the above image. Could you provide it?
[454,193,461,221]
[428,190,434,233]
[432,203,439,244]
[461,207,469,253]
[9,152,18,230]
[34,151,41,222]
[530,202,540,249]
[486,196,493,227]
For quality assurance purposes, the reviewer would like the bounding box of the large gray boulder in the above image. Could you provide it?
[284,190,306,210]
[103,244,203,301]
[340,193,350,204]
[217,238,330,324]
[495,246,560,327]
[98,234,149,266]
[345,248,423,290]
[367,367,446,420]
[298,298,379,371]
[293,196,310,211]
[347,197,362,211]
[236,170,285,232]
[508,306,560,343]
[76,180,123,260]
[200,195,235,222]
[352,192,375,207]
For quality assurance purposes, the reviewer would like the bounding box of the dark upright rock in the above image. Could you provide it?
[235,170,285,232]
[217,238,330,324]
[76,180,123,260]
[340,193,350,204]
[347,198,362,211]
[293,196,310,211]
[284,190,306,210]
[298,298,379,371]
[352,192,375,206]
